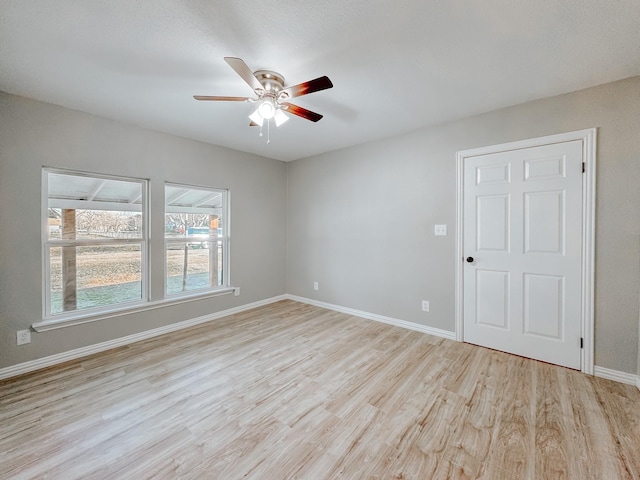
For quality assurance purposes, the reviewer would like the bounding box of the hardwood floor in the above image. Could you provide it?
[1,300,639,479]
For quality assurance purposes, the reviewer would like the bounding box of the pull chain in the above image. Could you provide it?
[267,118,271,144]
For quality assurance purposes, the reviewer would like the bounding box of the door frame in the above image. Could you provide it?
[455,128,597,374]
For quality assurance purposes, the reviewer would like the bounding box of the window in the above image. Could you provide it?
[43,169,148,318]
[165,183,228,296]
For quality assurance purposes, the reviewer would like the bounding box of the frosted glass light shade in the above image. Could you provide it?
[249,108,264,126]
[274,109,289,127]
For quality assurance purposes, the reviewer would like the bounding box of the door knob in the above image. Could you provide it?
[466,257,474,263]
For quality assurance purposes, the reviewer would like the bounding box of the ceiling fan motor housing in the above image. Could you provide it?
[253,70,288,99]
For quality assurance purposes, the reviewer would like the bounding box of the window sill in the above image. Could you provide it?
[33,287,237,332]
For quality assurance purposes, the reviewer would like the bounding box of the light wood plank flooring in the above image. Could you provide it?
[1,300,639,479]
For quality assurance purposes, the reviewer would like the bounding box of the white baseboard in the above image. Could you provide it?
[0,295,288,381]
[286,294,456,341]
[593,365,639,386]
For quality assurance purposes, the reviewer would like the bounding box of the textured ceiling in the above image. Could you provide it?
[1,0,639,161]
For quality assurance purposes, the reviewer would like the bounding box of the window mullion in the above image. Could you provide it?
[46,238,144,247]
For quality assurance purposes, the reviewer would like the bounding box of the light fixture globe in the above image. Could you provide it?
[258,98,276,119]
[274,108,289,127]
[248,108,264,126]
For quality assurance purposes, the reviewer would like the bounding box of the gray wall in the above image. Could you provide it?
[287,76,640,375]
[0,92,287,369]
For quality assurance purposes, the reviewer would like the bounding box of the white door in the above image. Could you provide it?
[463,140,583,369]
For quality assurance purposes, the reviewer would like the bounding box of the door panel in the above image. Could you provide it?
[475,269,510,329]
[477,195,510,251]
[524,154,566,181]
[477,162,511,185]
[524,190,564,254]
[463,140,583,369]
[523,273,564,339]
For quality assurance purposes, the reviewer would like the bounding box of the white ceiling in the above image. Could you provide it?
[1,1,639,162]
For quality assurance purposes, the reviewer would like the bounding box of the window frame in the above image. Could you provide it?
[164,182,230,299]
[41,168,150,321]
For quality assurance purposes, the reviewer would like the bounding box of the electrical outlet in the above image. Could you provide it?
[434,224,447,236]
[234,288,240,296]
[17,329,31,345]
[421,300,430,312]
[313,282,319,291]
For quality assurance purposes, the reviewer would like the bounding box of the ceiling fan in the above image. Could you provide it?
[194,57,333,141]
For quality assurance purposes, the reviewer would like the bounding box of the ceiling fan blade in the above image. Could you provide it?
[193,95,251,101]
[224,57,264,93]
[281,102,323,122]
[281,76,333,99]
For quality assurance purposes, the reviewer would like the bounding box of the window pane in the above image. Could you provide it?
[166,241,223,295]
[48,208,143,240]
[165,184,226,295]
[49,244,142,315]
[48,173,143,241]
